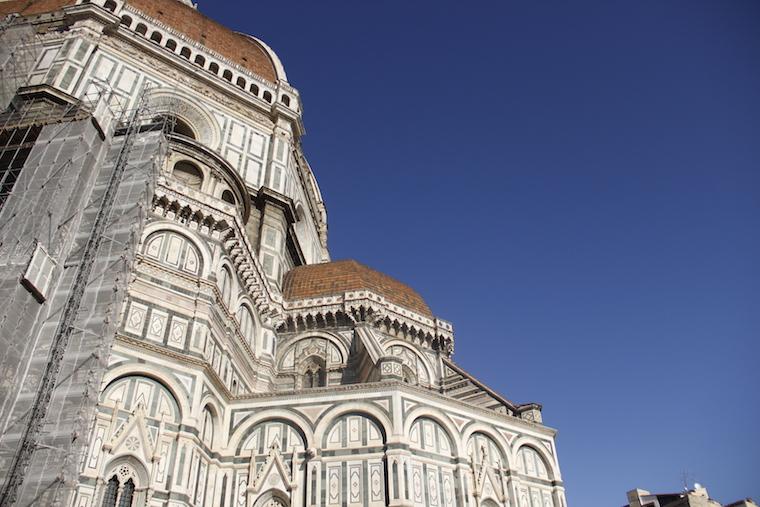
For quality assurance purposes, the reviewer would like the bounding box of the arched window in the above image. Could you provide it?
[180,47,191,59]
[134,23,147,36]
[301,356,326,388]
[103,0,117,12]
[164,116,196,139]
[208,62,219,74]
[281,94,291,107]
[194,54,205,66]
[249,83,259,95]
[120,15,132,26]
[218,266,233,306]
[221,189,235,205]
[165,39,177,51]
[236,76,246,89]
[237,305,255,346]
[262,90,272,103]
[222,69,233,82]
[102,476,119,507]
[101,473,137,507]
[149,31,162,44]
[172,160,202,189]
[118,479,134,507]
[200,407,214,447]
[142,230,202,275]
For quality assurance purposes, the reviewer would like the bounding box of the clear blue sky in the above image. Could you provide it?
[205,2,759,505]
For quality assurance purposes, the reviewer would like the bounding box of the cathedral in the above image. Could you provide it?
[0,1,567,506]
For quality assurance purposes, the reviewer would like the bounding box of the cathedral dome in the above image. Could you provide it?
[283,260,433,317]
[126,0,282,82]
[0,0,284,83]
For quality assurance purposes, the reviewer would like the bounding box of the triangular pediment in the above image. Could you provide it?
[248,442,295,496]
[107,405,154,463]
[479,469,503,501]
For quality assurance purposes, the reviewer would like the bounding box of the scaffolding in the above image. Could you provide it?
[0,80,177,504]
[0,15,43,112]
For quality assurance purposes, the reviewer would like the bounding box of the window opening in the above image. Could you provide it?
[221,189,235,205]
[0,125,43,212]
[117,479,135,507]
[172,161,203,189]
[101,476,119,507]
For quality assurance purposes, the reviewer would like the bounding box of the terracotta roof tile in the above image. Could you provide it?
[0,0,278,82]
[283,260,433,317]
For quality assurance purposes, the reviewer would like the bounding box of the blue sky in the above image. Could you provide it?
[206,1,759,505]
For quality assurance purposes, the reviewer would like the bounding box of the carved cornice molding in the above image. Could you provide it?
[282,291,454,355]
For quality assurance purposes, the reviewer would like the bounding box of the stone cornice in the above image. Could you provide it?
[283,291,455,355]
[232,381,556,438]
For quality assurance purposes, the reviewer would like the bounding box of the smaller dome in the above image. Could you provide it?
[283,260,432,317]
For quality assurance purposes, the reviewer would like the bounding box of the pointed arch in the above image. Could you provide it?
[100,455,150,506]
[237,303,257,347]
[218,263,234,307]
[252,488,291,507]
[200,404,216,448]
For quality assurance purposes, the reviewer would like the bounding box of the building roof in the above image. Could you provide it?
[282,260,433,317]
[0,0,281,82]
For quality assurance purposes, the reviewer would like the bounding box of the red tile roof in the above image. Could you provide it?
[283,260,433,317]
[0,0,279,82]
